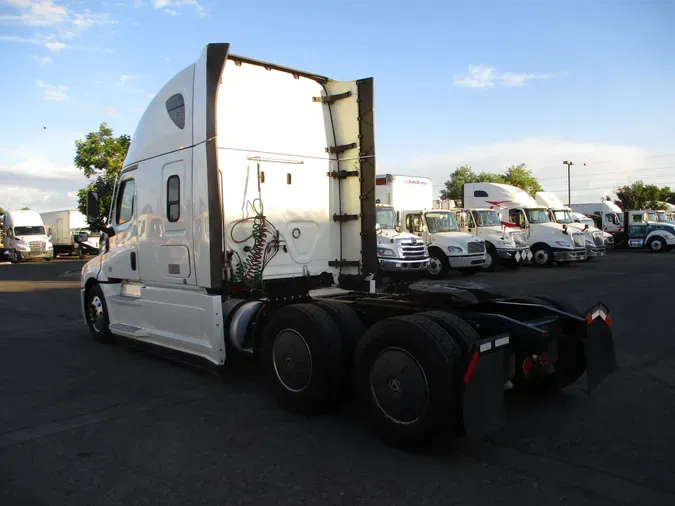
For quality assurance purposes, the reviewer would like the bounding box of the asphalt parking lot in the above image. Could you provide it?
[1,253,675,506]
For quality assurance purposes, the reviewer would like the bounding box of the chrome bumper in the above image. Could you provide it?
[379,257,430,272]
[553,248,587,262]
[586,246,607,257]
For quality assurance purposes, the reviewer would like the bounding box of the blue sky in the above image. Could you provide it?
[1,0,674,211]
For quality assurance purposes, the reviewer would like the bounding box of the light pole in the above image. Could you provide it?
[563,160,574,206]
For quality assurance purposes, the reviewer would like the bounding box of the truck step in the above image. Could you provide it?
[109,323,149,338]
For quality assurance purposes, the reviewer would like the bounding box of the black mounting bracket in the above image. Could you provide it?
[328,259,360,267]
[333,213,359,222]
[326,170,359,179]
[312,91,352,104]
[326,143,358,154]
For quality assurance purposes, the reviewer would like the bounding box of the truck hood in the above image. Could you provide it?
[377,228,421,245]
[15,235,51,244]
[430,231,483,247]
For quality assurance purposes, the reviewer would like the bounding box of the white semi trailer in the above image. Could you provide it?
[79,43,617,449]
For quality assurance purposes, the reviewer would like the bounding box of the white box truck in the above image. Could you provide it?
[376,174,488,277]
[41,209,101,258]
[463,183,587,267]
[534,192,607,259]
[570,201,623,233]
[1,210,54,263]
[79,43,617,448]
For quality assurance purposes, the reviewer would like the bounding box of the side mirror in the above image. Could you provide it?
[375,222,381,232]
[86,191,100,225]
[394,225,402,233]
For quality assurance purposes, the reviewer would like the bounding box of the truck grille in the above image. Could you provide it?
[468,241,486,254]
[399,241,427,260]
[29,241,45,252]
[572,233,585,248]
[593,232,604,247]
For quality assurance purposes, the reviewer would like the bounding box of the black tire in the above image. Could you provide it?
[416,310,480,355]
[353,314,462,448]
[261,303,346,415]
[85,283,114,344]
[427,248,450,278]
[311,299,364,360]
[648,236,667,253]
[509,295,586,395]
[483,243,500,272]
[530,244,553,267]
[10,249,19,264]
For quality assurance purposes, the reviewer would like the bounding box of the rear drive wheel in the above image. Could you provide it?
[85,284,114,344]
[311,299,364,361]
[353,314,462,448]
[416,310,480,355]
[261,303,346,415]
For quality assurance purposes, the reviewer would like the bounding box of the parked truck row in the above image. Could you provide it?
[75,43,620,450]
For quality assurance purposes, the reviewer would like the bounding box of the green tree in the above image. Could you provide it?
[74,123,130,229]
[502,163,543,196]
[440,162,542,200]
[0,205,5,215]
[20,206,30,210]
[614,181,670,210]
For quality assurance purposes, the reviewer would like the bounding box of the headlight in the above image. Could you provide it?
[555,241,571,248]
[447,246,463,253]
[377,247,396,257]
[496,239,515,247]
[17,244,30,251]
[46,243,53,250]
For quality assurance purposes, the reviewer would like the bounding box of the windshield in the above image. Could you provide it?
[424,211,459,233]
[552,210,574,224]
[376,208,397,229]
[581,219,594,227]
[524,208,550,224]
[14,226,45,236]
[473,210,501,227]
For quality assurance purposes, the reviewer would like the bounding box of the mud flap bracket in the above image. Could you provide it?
[583,303,618,390]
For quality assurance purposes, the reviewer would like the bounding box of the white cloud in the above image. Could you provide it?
[0,0,117,52]
[36,79,69,101]
[392,138,675,203]
[153,0,205,16]
[0,184,81,213]
[32,54,53,64]
[0,154,81,179]
[100,106,121,117]
[453,64,562,88]
[0,34,113,53]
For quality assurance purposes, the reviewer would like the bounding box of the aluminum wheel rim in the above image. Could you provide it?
[484,249,493,268]
[651,239,663,251]
[428,256,443,275]
[272,329,313,393]
[534,249,549,264]
[369,346,429,425]
[89,295,105,332]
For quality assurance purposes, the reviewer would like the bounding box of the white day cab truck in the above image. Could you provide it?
[1,210,54,263]
[453,207,532,271]
[463,183,588,267]
[41,209,101,258]
[613,210,675,252]
[79,43,617,449]
[534,192,607,260]
[375,174,487,277]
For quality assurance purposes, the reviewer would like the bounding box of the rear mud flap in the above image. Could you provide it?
[461,334,508,438]
[583,303,618,390]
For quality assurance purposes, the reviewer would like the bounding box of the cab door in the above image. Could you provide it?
[102,171,140,280]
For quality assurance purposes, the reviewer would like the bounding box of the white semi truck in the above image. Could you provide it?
[375,174,487,277]
[1,210,54,263]
[453,207,532,270]
[571,201,623,233]
[79,43,618,449]
[41,209,101,258]
[463,183,587,267]
[534,192,607,259]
